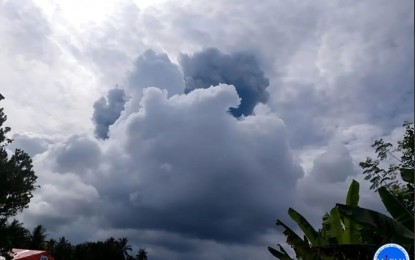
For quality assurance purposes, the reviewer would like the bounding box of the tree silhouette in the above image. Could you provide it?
[29,225,47,250]
[136,249,148,260]
[0,100,38,259]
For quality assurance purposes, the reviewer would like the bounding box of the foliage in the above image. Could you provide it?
[359,122,414,212]
[269,180,373,259]
[0,108,38,219]
[136,249,149,260]
[268,178,414,259]
[1,220,147,260]
[29,225,48,250]
[0,101,39,259]
[48,236,146,260]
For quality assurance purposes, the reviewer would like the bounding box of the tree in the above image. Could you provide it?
[0,106,38,218]
[48,237,74,260]
[268,180,414,259]
[117,237,132,259]
[29,225,48,250]
[0,101,38,259]
[359,121,414,212]
[268,180,376,259]
[269,123,414,259]
[5,219,30,248]
[136,249,148,260]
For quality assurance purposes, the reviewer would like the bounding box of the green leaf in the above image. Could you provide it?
[328,208,344,243]
[400,168,414,184]
[268,246,293,259]
[344,180,360,243]
[276,219,321,259]
[288,208,319,246]
[345,180,359,207]
[336,203,414,246]
[378,186,414,231]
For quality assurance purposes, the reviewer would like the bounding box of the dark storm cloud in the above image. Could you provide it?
[124,49,185,114]
[95,85,303,244]
[127,49,185,96]
[54,135,101,174]
[179,48,269,117]
[92,88,126,139]
[28,84,303,248]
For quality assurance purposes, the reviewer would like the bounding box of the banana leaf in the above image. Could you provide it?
[345,180,359,207]
[268,245,293,260]
[378,186,414,231]
[276,219,321,259]
[288,208,319,246]
[343,180,360,243]
[336,203,414,246]
[328,207,344,243]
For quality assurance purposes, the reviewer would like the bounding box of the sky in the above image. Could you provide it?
[1,0,413,259]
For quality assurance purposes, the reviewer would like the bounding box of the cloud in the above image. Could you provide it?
[124,49,185,114]
[180,48,269,117]
[310,142,357,183]
[92,88,126,139]
[26,84,303,250]
[100,84,302,243]
[8,133,50,157]
[53,135,102,174]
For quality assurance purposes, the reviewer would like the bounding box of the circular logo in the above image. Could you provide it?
[374,243,410,260]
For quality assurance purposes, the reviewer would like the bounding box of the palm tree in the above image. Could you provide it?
[136,249,148,260]
[29,225,47,250]
[117,238,132,259]
[6,219,30,248]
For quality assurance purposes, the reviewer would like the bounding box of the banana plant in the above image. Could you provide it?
[336,184,414,256]
[268,180,363,259]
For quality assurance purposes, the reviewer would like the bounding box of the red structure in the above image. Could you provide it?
[11,249,55,260]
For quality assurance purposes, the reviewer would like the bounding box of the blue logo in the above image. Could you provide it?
[374,243,410,260]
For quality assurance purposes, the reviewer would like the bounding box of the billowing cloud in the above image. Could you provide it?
[180,48,269,117]
[92,88,126,139]
[24,84,303,252]
[100,84,303,243]
[124,49,185,114]
[53,135,102,174]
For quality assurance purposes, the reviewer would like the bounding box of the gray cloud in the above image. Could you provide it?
[100,85,302,243]
[124,49,185,114]
[9,133,50,157]
[29,84,303,251]
[128,49,185,95]
[92,88,126,139]
[310,142,357,184]
[180,48,269,117]
[54,135,101,174]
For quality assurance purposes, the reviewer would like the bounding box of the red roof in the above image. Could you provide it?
[12,249,55,260]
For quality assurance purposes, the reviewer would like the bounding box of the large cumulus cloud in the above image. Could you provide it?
[22,81,303,256]
[100,85,303,243]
